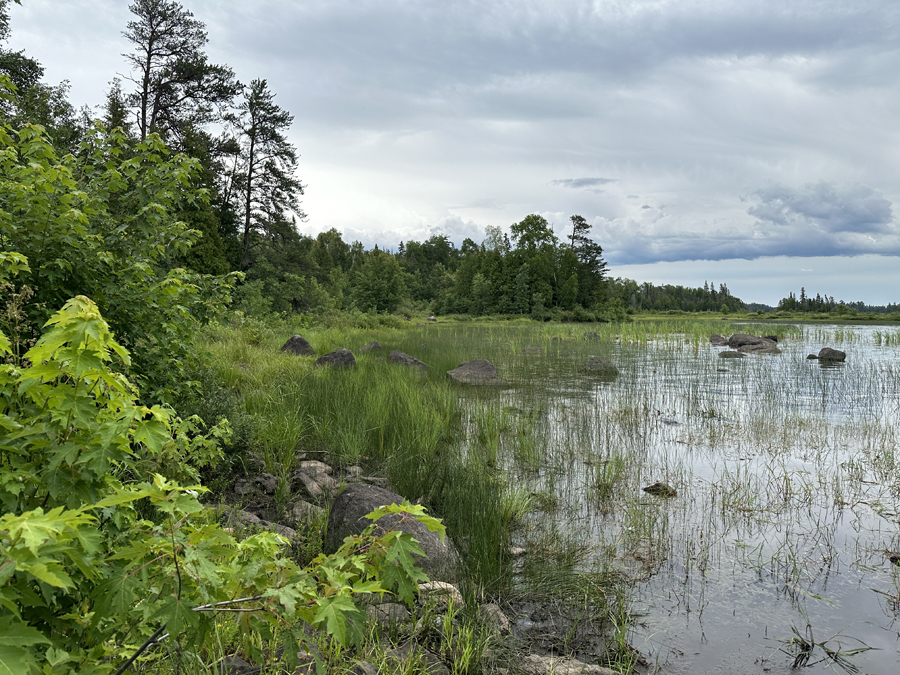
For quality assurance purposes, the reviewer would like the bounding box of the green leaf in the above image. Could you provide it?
[0,644,35,675]
[313,595,361,647]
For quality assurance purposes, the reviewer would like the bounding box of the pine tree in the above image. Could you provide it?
[225,79,305,270]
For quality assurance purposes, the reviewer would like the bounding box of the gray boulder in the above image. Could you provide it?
[818,347,846,362]
[314,348,356,368]
[518,655,618,675]
[738,344,781,355]
[447,359,507,386]
[325,484,459,581]
[710,334,728,346]
[295,466,338,501]
[389,350,430,369]
[727,333,775,349]
[359,341,382,352]
[281,335,316,357]
[582,356,618,378]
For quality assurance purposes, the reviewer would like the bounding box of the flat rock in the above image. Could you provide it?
[359,341,382,352]
[737,344,782,355]
[325,484,459,581]
[718,351,745,359]
[447,359,507,386]
[582,357,619,378]
[389,350,430,369]
[818,347,846,362]
[281,335,316,357]
[418,581,464,610]
[299,460,333,475]
[518,655,618,675]
[710,334,728,346]
[314,348,356,368]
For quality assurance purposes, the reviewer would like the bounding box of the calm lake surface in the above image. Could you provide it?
[463,323,900,674]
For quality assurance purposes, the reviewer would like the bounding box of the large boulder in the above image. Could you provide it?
[581,357,619,379]
[389,350,430,369]
[727,333,776,349]
[281,335,316,356]
[314,348,356,368]
[738,344,781,355]
[447,359,507,386]
[325,484,459,581]
[818,347,846,362]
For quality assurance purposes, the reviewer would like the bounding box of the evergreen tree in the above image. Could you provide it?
[224,78,305,270]
[123,0,239,143]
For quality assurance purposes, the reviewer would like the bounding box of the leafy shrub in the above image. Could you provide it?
[0,262,443,674]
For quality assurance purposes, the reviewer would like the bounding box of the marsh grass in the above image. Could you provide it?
[195,316,900,673]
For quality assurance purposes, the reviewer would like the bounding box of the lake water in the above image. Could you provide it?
[474,324,900,674]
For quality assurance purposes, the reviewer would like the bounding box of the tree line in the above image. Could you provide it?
[0,0,755,324]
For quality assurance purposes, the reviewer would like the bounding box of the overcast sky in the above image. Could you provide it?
[9,0,900,305]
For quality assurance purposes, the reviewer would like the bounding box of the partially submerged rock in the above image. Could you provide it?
[314,348,356,368]
[718,351,745,359]
[738,344,781,355]
[710,334,728,346]
[280,335,316,356]
[447,359,507,386]
[727,333,775,350]
[642,482,677,497]
[389,350,430,369]
[325,484,459,581]
[818,347,846,362]
[582,356,619,378]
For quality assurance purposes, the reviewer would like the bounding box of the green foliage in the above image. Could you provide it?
[0,90,238,401]
[0,285,441,673]
[352,249,407,313]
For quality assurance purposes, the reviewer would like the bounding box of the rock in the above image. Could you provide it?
[806,353,819,360]
[252,473,278,495]
[582,357,619,378]
[233,478,254,496]
[518,655,618,675]
[479,602,511,636]
[718,351,745,359]
[359,341,382,352]
[737,344,781,354]
[295,467,338,501]
[642,482,677,497]
[314,348,356,368]
[290,499,325,523]
[447,360,507,386]
[710,333,728,346]
[427,316,437,322]
[299,460,333,475]
[385,642,449,675]
[224,509,298,540]
[217,655,255,674]
[727,333,775,349]
[508,546,527,557]
[389,350,430,369]
[366,602,410,628]
[418,581,465,610]
[325,484,459,581]
[818,347,846,362]
[360,476,392,489]
[764,335,778,342]
[345,465,363,478]
[349,662,379,675]
[281,335,316,357]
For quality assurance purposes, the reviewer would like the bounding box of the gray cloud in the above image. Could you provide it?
[550,177,619,190]
[748,182,893,234]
